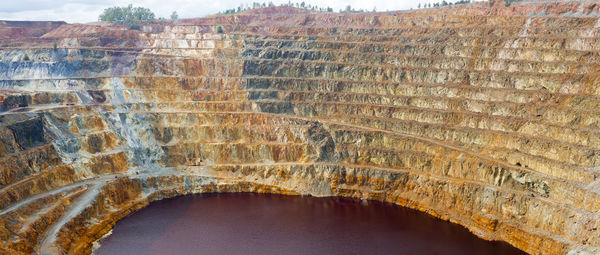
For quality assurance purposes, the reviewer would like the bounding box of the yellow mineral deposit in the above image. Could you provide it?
[0,1,600,254]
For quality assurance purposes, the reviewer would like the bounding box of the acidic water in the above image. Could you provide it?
[96,193,526,255]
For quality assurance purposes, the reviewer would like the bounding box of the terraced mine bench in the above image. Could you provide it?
[1,1,600,254]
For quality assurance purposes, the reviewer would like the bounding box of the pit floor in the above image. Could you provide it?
[95,193,526,255]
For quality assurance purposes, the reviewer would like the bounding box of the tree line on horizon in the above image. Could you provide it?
[98,5,155,25]
[97,1,369,27]
[221,2,337,15]
[417,0,524,9]
[98,0,526,28]
[417,0,472,9]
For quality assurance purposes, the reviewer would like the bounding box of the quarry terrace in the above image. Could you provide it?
[1,1,600,254]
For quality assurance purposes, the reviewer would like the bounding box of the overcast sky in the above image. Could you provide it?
[0,0,459,23]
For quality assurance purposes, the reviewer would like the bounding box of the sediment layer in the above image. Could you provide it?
[1,1,600,254]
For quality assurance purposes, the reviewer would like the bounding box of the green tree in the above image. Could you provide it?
[99,4,155,26]
[170,11,178,20]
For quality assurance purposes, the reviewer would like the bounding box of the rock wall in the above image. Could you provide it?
[1,1,600,254]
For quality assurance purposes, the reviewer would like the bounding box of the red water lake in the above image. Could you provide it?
[96,193,526,255]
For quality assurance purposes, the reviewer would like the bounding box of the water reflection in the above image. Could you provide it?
[96,193,526,255]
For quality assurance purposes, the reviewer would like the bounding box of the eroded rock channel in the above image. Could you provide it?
[1,1,600,254]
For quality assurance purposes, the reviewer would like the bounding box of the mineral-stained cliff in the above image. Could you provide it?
[1,1,600,254]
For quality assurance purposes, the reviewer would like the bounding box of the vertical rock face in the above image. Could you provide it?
[1,1,600,254]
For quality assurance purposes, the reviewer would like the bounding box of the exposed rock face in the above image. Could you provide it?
[1,1,600,254]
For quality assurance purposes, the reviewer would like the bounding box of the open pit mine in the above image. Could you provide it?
[1,1,600,254]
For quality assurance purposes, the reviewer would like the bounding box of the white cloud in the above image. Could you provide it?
[0,0,458,23]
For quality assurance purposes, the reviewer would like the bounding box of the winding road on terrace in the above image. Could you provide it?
[2,1,600,255]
